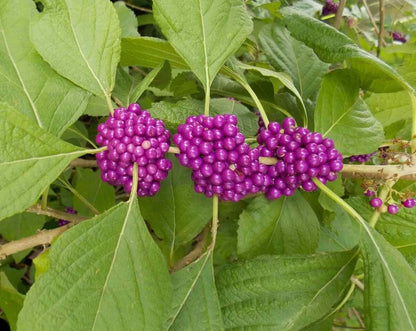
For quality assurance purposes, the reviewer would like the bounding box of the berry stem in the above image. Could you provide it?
[209,194,219,250]
[26,204,88,224]
[222,66,270,128]
[369,180,396,227]
[41,186,49,210]
[410,92,416,153]
[105,93,114,116]
[204,84,211,116]
[58,178,100,215]
[129,163,139,202]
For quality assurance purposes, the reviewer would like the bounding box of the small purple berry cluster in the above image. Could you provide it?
[322,0,339,15]
[173,114,269,202]
[257,118,344,200]
[95,104,172,197]
[391,31,407,43]
[58,207,77,226]
[368,191,416,215]
[349,151,376,163]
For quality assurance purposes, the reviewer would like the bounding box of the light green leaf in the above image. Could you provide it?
[30,0,121,98]
[73,169,115,217]
[0,0,89,136]
[0,103,88,221]
[130,62,164,102]
[282,9,412,93]
[360,226,416,330]
[168,254,224,330]
[113,1,139,37]
[0,212,46,262]
[237,192,320,258]
[121,37,189,69]
[0,272,25,331]
[365,90,413,127]
[238,62,308,125]
[139,157,211,264]
[153,0,252,88]
[258,23,329,100]
[216,249,358,330]
[17,196,173,330]
[314,69,384,156]
[33,250,50,281]
[170,72,200,97]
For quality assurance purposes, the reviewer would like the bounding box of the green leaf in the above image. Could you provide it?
[282,9,412,93]
[216,249,358,330]
[153,0,252,88]
[0,0,89,136]
[0,272,25,331]
[0,103,88,221]
[121,37,188,69]
[170,72,200,97]
[33,250,50,281]
[258,23,329,100]
[360,226,416,330]
[30,0,121,98]
[73,169,115,217]
[113,1,139,37]
[0,212,46,262]
[17,197,173,330]
[139,157,211,264]
[314,69,384,156]
[364,90,413,127]
[168,254,224,330]
[130,62,164,102]
[237,192,320,258]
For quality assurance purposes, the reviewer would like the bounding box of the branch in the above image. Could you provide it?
[170,226,209,273]
[0,226,69,260]
[377,0,385,57]
[26,204,88,224]
[124,1,152,13]
[362,0,379,34]
[350,275,365,291]
[111,95,125,108]
[340,163,416,180]
[334,0,347,29]
[69,159,98,168]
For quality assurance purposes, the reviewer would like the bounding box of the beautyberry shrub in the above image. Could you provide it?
[95,103,172,197]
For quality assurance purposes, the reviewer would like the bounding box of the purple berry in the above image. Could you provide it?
[370,197,383,208]
[402,199,415,208]
[387,204,399,214]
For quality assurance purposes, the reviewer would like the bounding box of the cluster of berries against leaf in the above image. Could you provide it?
[95,104,344,202]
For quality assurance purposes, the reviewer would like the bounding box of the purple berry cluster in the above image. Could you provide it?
[257,118,344,200]
[368,192,415,214]
[58,207,77,226]
[173,114,269,202]
[391,31,407,43]
[349,151,376,163]
[95,103,172,197]
[322,0,339,15]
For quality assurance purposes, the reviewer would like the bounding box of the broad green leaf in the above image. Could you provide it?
[170,72,200,97]
[0,212,46,262]
[214,221,238,265]
[399,55,416,88]
[130,62,164,102]
[360,226,416,330]
[365,90,413,127]
[139,157,211,264]
[258,23,329,100]
[0,272,25,331]
[30,0,121,98]
[237,192,320,258]
[168,254,224,330]
[237,62,308,126]
[17,197,173,330]
[0,103,87,221]
[33,250,50,281]
[314,69,384,156]
[282,9,412,93]
[73,169,115,217]
[113,1,139,37]
[216,249,358,330]
[0,0,89,136]
[121,37,188,69]
[153,0,252,88]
